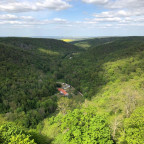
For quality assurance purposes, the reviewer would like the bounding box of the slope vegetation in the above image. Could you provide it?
[71,36,144,49]
[44,37,144,143]
[0,38,80,129]
[1,37,144,144]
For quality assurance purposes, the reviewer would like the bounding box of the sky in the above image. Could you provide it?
[0,0,144,37]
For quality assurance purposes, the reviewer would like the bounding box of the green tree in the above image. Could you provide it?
[119,106,144,143]
[9,134,36,144]
[60,108,113,144]
[0,122,36,144]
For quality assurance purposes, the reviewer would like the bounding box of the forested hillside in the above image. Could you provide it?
[0,37,144,144]
[60,37,144,97]
[44,37,144,143]
[71,36,144,49]
[0,37,80,54]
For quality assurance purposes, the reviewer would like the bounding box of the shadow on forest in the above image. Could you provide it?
[30,131,54,144]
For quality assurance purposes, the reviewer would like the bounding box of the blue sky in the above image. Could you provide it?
[0,0,144,37]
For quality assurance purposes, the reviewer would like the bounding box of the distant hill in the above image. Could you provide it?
[71,36,144,49]
[0,37,81,54]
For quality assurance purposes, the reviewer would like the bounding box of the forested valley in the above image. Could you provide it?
[0,37,144,144]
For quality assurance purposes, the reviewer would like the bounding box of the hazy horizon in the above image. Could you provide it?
[0,35,143,39]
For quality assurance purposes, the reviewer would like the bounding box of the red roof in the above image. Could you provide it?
[58,88,68,95]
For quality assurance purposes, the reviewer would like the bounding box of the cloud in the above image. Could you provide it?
[82,0,109,5]
[20,16,34,21]
[94,10,132,18]
[0,21,23,25]
[94,17,121,22]
[36,0,71,11]
[0,0,144,31]
[0,14,68,26]
[107,0,144,9]
[0,14,18,20]
[84,0,144,27]
[82,7,144,29]
[0,0,71,12]
[0,14,34,21]
[1,12,144,29]
[82,0,144,10]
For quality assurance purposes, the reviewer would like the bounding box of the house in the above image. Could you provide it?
[58,88,69,96]
[63,84,71,90]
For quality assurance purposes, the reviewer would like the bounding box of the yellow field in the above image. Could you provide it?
[61,39,74,42]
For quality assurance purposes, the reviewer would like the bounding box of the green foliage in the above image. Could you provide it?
[29,129,52,144]
[9,134,36,144]
[119,106,144,144]
[0,37,80,54]
[0,37,80,128]
[71,37,124,49]
[1,36,144,143]
[0,122,36,144]
[0,42,59,127]
[51,108,113,144]
[39,48,59,55]
[57,97,75,114]
[61,37,144,99]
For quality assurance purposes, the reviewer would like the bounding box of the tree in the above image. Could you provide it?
[9,134,36,144]
[57,97,74,115]
[122,89,137,118]
[119,106,144,143]
[0,122,36,144]
[60,108,114,144]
